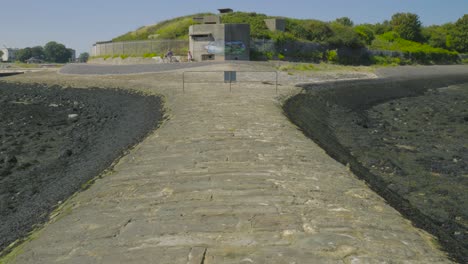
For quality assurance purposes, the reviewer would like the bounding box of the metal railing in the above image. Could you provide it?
[182,71,278,93]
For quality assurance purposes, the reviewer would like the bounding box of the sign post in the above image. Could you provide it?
[224,71,236,92]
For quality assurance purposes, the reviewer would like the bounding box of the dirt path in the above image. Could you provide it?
[1,64,452,263]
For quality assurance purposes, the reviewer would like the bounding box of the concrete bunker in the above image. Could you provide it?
[264,18,286,32]
[90,9,294,61]
[189,9,250,62]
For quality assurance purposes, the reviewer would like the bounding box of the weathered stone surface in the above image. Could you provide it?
[2,64,453,263]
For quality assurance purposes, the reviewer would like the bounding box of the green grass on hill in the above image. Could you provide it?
[112,13,212,42]
[371,32,459,64]
[112,12,346,45]
[111,11,461,65]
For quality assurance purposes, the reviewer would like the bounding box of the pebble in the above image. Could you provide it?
[68,114,79,119]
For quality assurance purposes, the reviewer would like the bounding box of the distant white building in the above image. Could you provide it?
[1,48,19,62]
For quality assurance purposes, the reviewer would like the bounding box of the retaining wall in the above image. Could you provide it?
[284,73,468,262]
[91,40,189,57]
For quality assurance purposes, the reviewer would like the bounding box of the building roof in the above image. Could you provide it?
[95,40,113,44]
[218,8,233,14]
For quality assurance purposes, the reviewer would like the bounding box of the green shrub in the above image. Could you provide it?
[296,64,315,70]
[354,25,375,45]
[371,34,459,64]
[270,31,296,46]
[285,19,312,40]
[452,14,468,53]
[278,53,285,60]
[120,54,129,59]
[156,17,197,39]
[371,56,402,66]
[113,13,210,41]
[308,51,323,62]
[250,50,263,60]
[250,50,274,61]
[327,23,365,48]
[222,12,270,39]
[304,20,334,42]
[289,50,323,62]
[326,50,338,63]
[277,63,317,72]
[143,53,157,58]
[380,31,400,42]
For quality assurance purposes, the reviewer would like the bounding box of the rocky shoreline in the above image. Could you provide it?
[284,74,468,263]
[0,82,163,253]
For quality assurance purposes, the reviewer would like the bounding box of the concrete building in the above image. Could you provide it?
[189,24,250,61]
[264,18,286,32]
[202,15,221,24]
[1,48,19,62]
[189,10,250,62]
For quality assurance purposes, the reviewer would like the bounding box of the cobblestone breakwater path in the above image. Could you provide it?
[3,64,454,263]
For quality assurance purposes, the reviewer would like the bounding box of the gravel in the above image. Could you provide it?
[0,82,163,252]
[284,69,468,263]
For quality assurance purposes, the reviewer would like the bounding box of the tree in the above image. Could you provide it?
[286,19,312,40]
[335,17,354,27]
[390,13,423,42]
[452,14,468,53]
[354,24,375,45]
[0,50,3,60]
[67,48,75,61]
[16,48,33,62]
[304,20,334,42]
[31,46,45,59]
[374,20,392,35]
[327,23,365,48]
[78,52,90,63]
[44,41,71,63]
[422,24,454,49]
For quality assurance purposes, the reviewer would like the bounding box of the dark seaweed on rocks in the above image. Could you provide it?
[284,74,468,263]
[0,82,163,253]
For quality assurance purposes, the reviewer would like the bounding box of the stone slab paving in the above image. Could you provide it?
[3,64,451,263]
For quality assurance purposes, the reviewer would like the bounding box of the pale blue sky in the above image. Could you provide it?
[0,0,466,54]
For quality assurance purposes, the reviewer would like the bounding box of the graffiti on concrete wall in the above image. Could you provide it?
[225,41,246,55]
[205,41,224,54]
[205,41,246,55]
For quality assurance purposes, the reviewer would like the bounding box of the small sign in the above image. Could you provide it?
[224,71,236,83]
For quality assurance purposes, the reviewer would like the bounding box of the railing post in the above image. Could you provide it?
[182,72,185,93]
[275,71,278,94]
